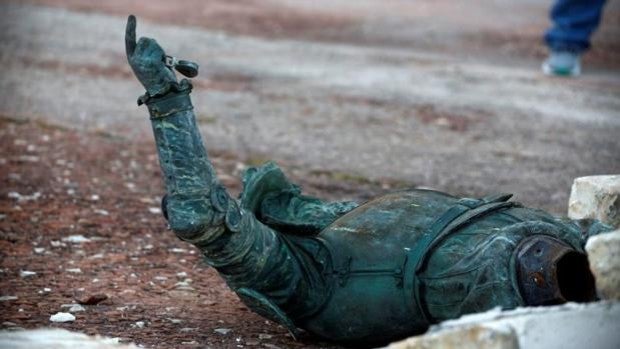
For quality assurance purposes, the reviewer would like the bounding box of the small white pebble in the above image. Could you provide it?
[62,235,91,243]
[148,207,161,214]
[49,312,75,322]
[66,268,82,274]
[214,328,232,335]
[169,248,187,254]
[50,240,66,247]
[69,304,86,312]
[94,209,109,216]
[176,272,187,278]
[132,321,145,328]
[90,194,100,201]
[34,247,45,254]
[20,270,36,278]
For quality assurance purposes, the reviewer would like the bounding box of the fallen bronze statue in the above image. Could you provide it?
[125,15,612,345]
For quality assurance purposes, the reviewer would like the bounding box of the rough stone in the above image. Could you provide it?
[385,324,517,349]
[385,302,620,349]
[0,329,138,348]
[568,175,620,228]
[586,230,620,300]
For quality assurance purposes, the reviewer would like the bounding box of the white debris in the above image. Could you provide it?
[62,235,91,243]
[69,304,86,313]
[20,270,36,278]
[94,209,109,216]
[34,247,45,254]
[66,268,82,274]
[143,244,154,250]
[18,155,40,162]
[8,191,41,202]
[148,207,161,214]
[90,194,100,201]
[258,334,273,340]
[176,272,187,278]
[586,230,620,300]
[49,312,76,323]
[387,302,620,349]
[168,248,188,254]
[50,240,66,247]
[569,175,620,228]
[167,318,183,324]
[0,328,139,348]
[0,296,18,301]
[214,328,232,335]
[154,276,168,281]
[131,321,145,329]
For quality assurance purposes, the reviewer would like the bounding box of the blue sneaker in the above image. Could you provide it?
[542,51,581,77]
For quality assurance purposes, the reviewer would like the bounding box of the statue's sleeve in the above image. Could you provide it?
[142,80,327,327]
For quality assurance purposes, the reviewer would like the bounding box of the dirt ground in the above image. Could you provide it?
[1,1,619,348]
[0,116,391,348]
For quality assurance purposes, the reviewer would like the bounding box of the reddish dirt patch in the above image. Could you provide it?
[17,0,355,42]
[0,117,389,348]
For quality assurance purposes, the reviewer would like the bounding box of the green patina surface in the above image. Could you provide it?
[125,16,612,344]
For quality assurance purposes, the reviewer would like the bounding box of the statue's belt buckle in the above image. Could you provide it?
[164,55,178,69]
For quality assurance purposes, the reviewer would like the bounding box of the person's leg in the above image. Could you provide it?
[542,0,607,76]
[545,0,607,52]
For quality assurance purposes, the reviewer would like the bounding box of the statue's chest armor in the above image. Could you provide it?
[304,190,458,342]
[318,190,457,281]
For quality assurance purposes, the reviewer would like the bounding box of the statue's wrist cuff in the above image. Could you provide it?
[138,79,194,119]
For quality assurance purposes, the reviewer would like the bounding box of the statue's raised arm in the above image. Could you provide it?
[126,15,611,345]
[125,15,352,337]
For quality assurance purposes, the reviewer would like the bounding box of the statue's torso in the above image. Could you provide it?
[298,189,585,343]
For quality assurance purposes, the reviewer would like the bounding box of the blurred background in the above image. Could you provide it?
[0,1,619,348]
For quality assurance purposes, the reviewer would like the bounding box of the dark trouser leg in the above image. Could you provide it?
[544,0,607,52]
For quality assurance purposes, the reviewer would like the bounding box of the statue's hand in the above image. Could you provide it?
[125,15,177,96]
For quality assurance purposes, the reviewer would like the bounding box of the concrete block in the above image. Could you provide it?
[384,302,620,349]
[586,230,620,300]
[568,175,620,228]
[384,323,518,349]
